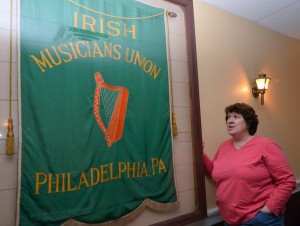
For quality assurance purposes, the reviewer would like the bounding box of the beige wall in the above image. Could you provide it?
[194,0,300,210]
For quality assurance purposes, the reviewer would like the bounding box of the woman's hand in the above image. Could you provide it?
[261,205,272,214]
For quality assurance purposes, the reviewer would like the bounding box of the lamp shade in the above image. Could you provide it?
[255,73,271,91]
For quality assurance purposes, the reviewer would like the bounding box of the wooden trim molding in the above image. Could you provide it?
[151,0,207,225]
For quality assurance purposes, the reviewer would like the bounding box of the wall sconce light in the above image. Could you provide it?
[252,73,271,105]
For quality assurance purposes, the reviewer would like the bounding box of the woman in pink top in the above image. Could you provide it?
[203,103,296,226]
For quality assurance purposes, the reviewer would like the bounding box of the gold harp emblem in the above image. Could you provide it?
[93,72,129,147]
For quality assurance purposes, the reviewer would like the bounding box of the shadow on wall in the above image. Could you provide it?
[285,191,300,225]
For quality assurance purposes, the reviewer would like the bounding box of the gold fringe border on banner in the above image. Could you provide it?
[61,199,180,226]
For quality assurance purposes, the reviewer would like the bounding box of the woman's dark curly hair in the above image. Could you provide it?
[225,103,259,135]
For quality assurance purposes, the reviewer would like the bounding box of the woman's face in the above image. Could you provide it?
[226,112,249,137]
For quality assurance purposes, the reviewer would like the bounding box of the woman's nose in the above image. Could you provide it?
[227,118,234,124]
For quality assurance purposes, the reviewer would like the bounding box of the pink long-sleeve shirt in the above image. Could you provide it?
[203,135,296,225]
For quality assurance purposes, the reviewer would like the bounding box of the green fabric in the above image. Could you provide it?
[20,0,177,225]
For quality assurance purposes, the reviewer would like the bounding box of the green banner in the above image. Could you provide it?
[19,0,178,225]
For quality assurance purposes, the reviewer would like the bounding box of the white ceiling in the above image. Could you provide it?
[199,0,300,41]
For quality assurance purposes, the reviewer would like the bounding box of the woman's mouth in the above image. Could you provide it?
[228,125,234,129]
